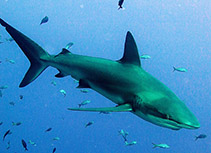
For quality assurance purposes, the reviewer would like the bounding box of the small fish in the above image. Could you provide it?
[195,134,207,141]
[85,121,94,128]
[53,137,60,141]
[99,111,110,114]
[118,0,124,9]
[80,89,89,93]
[125,141,137,146]
[6,141,10,150]
[0,85,8,89]
[0,122,3,125]
[5,37,14,42]
[3,129,12,141]
[19,95,23,99]
[51,81,57,86]
[152,143,170,149]
[28,140,37,146]
[6,59,15,64]
[22,139,28,151]
[78,100,91,107]
[45,127,52,132]
[73,80,79,83]
[52,147,56,153]
[140,54,151,59]
[0,90,2,97]
[65,42,74,50]
[9,101,15,106]
[12,122,22,126]
[40,16,49,25]
[59,89,66,97]
[118,129,129,141]
[173,67,187,72]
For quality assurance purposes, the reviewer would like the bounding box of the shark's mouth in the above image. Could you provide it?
[134,104,197,130]
[143,105,183,129]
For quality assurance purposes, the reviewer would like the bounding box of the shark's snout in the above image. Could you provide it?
[180,118,200,129]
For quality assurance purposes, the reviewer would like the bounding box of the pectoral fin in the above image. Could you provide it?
[68,104,132,112]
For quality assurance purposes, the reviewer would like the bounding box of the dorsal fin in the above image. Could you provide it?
[119,31,141,67]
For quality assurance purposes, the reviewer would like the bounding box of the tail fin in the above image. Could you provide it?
[124,141,129,145]
[152,143,157,148]
[173,66,176,72]
[0,18,50,87]
[118,6,122,10]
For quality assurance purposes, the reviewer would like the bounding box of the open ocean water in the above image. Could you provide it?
[0,0,210,153]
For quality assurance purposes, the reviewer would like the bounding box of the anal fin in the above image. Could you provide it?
[55,70,68,78]
[68,104,132,112]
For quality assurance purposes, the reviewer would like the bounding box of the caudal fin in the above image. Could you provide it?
[0,18,50,87]
[173,66,176,72]
[152,143,157,148]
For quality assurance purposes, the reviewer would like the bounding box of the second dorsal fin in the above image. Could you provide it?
[60,48,71,55]
[55,48,71,57]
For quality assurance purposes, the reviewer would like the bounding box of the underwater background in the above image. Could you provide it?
[0,0,210,153]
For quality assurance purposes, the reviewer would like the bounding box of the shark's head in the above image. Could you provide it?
[133,96,200,130]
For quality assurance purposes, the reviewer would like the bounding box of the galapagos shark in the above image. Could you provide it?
[0,18,200,130]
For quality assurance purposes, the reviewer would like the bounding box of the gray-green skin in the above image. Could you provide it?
[0,18,200,130]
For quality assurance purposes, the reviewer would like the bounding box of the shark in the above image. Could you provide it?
[0,18,200,130]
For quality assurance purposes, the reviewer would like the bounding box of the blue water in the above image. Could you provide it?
[0,0,210,153]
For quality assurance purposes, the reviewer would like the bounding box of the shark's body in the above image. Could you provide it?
[0,18,200,130]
